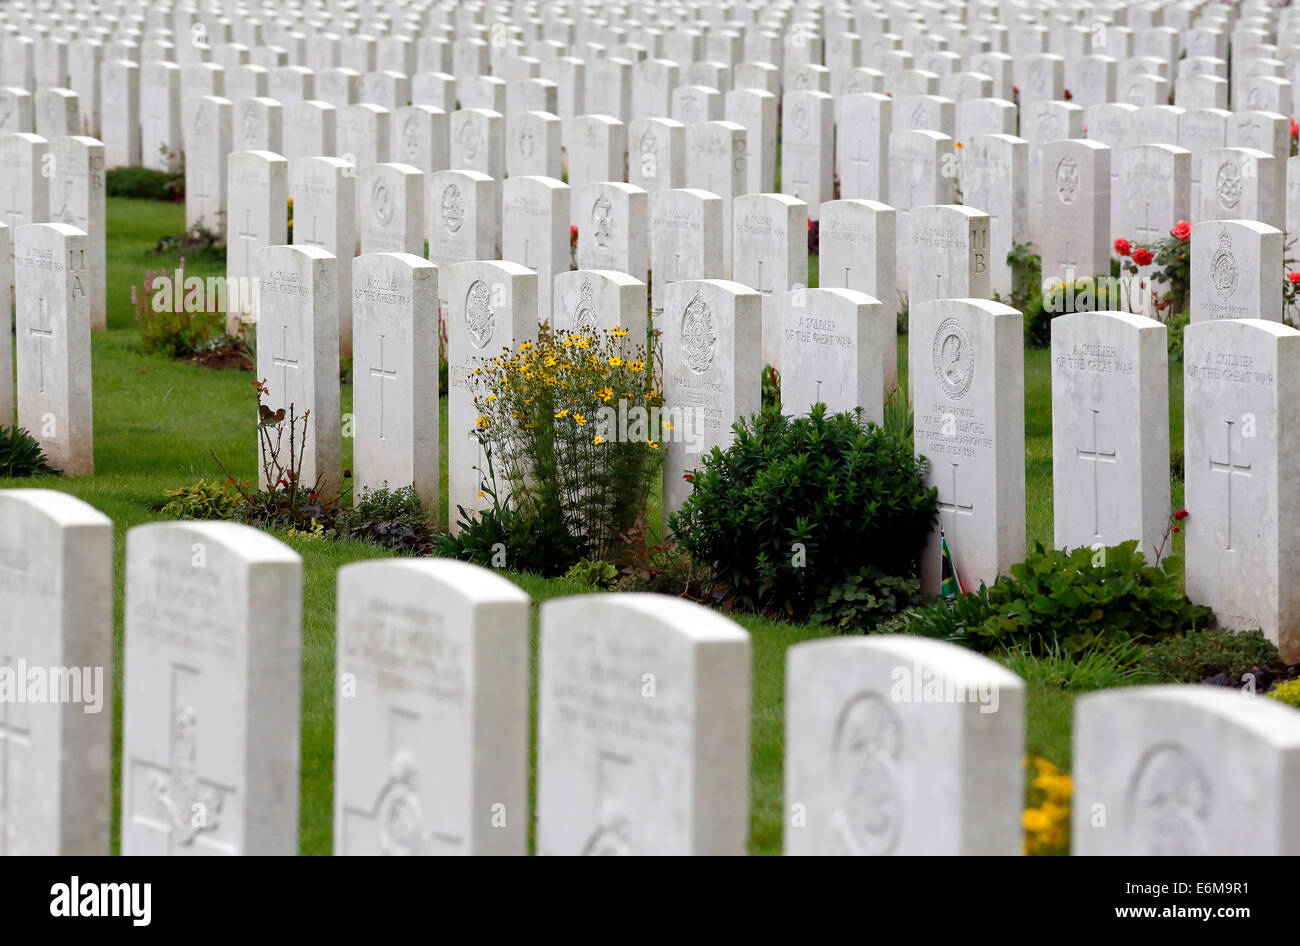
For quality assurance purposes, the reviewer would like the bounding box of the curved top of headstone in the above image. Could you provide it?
[1078,684,1300,749]
[339,558,529,607]
[790,635,1024,690]
[0,488,110,528]
[1052,309,1165,332]
[543,592,748,644]
[1187,315,1300,340]
[127,520,301,565]
[354,250,435,271]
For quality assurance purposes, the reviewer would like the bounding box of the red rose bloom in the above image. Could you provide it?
[1132,247,1154,266]
[1292,116,1298,139]
[1114,237,1131,257]
[1290,272,1300,285]
[1170,221,1191,242]
[1174,509,1188,520]
[1063,88,1072,100]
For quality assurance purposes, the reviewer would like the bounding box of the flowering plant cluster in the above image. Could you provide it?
[1114,220,1191,317]
[471,325,663,563]
[1023,755,1071,856]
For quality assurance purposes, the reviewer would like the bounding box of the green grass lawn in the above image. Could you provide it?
[3,196,1187,854]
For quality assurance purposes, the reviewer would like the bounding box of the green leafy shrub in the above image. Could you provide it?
[437,501,579,577]
[148,224,225,264]
[0,426,59,477]
[565,558,619,589]
[337,484,434,554]
[1165,309,1190,362]
[761,365,781,414]
[897,540,1213,655]
[106,165,183,201]
[159,479,242,520]
[999,639,1149,692]
[882,385,912,444]
[1138,627,1280,683]
[670,404,937,623]
[132,263,223,358]
[1023,276,1123,347]
[809,567,923,632]
[1269,678,1300,709]
[1005,241,1042,313]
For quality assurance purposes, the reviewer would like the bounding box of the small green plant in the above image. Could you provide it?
[1023,275,1121,347]
[565,558,620,589]
[810,567,923,632]
[1005,241,1042,313]
[897,541,1213,655]
[337,484,434,554]
[132,258,224,359]
[882,384,912,444]
[670,405,937,622]
[1164,308,1190,362]
[999,638,1149,692]
[159,478,242,520]
[1269,678,1300,709]
[1138,627,1280,684]
[0,426,59,477]
[148,224,225,264]
[761,365,781,414]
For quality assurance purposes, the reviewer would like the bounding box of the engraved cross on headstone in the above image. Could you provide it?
[1209,418,1252,550]
[1077,408,1117,537]
[128,662,236,855]
[755,259,774,294]
[29,296,55,395]
[936,461,975,527]
[849,138,873,193]
[272,324,300,400]
[340,706,463,854]
[369,334,398,440]
[3,182,25,228]
[237,207,259,276]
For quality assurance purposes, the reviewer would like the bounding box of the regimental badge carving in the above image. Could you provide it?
[1126,742,1211,855]
[827,692,904,856]
[1055,157,1080,205]
[1211,229,1239,300]
[638,129,657,156]
[1238,120,1263,151]
[680,291,717,374]
[1216,160,1243,210]
[465,278,494,349]
[933,316,974,400]
[368,750,429,855]
[591,194,613,248]
[793,71,810,91]
[441,183,464,234]
[1247,86,1266,111]
[149,705,224,846]
[733,134,747,174]
[573,277,599,331]
[793,102,811,138]
[1029,60,1045,92]
[1082,60,1099,89]
[1126,80,1144,104]
[458,118,481,160]
[909,102,927,131]
[372,175,394,226]
[241,104,257,146]
[518,124,535,157]
[402,115,420,158]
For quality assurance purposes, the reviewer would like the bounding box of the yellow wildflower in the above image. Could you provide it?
[608,355,623,367]
[647,440,659,449]
[593,435,605,445]
[599,386,613,401]
[574,413,586,425]
[555,408,569,418]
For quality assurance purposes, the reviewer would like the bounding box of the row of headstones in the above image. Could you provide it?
[239,208,1300,672]
[5,487,1298,856]
[0,133,108,330]
[1,8,1277,119]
